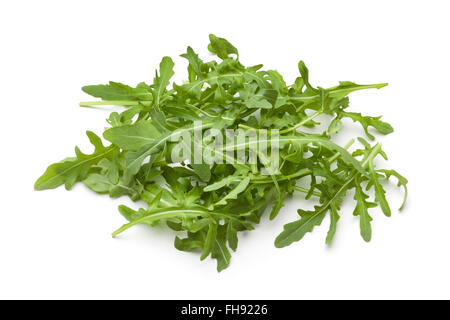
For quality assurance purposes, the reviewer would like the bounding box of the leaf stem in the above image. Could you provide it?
[79,100,149,107]
[361,143,382,169]
[278,110,323,134]
[327,139,355,163]
[250,168,311,184]
[238,110,323,134]
[294,186,321,197]
[289,83,388,101]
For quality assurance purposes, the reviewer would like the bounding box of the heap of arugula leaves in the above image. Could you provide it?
[35,34,407,271]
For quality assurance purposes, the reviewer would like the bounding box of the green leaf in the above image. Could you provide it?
[187,218,211,233]
[119,205,147,223]
[153,56,174,108]
[341,111,393,140]
[82,81,152,101]
[200,221,218,260]
[34,131,116,190]
[226,222,238,251]
[211,226,232,272]
[103,120,161,151]
[142,184,177,207]
[368,161,391,217]
[353,177,377,242]
[378,169,408,210]
[266,70,287,91]
[275,205,328,248]
[107,106,142,127]
[112,205,247,237]
[239,83,277,109]
[328,117,342,135]
[83,173,112,193]
[165,106,202,121]
[175,234,204,252]
[214,176,251,206]
[180,46,204,79]
[325,201,340,244]
[97,158,119,184]
[183,187,203,207]
[278,136,367,176]
[327,81,388,101]
[83,173,142,199]
[203,175,240,192]
[298,60,315,91]
[208,34,238,60]
[123,122,213,182]
[191,164,211,182]
[269,188,286,220]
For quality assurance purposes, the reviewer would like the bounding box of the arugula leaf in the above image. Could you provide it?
[153,56,175,109]
[211,225,232,272]
[35,131,116,190]
[103,120,161,151]
[239,83,277,109]
[326,81,388,101]
[175,234,204,252]
[226,222,239,251]
[180,46,204,80]
[353,176,377,242]
[214,176,251,207]
[208,34,239,60]
[269,187,286,220]
[341,111,394,140]
[200,221,218,260]
[325,201,340,244]
[368,161,391,217]
[191,164,211,182]
[203,175,241,192]
[275,205,328,248]
[378,169,408,210]
[298,60,315,91]
[82,81,152,101]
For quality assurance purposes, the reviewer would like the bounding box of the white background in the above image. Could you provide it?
[1,0,449,299]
